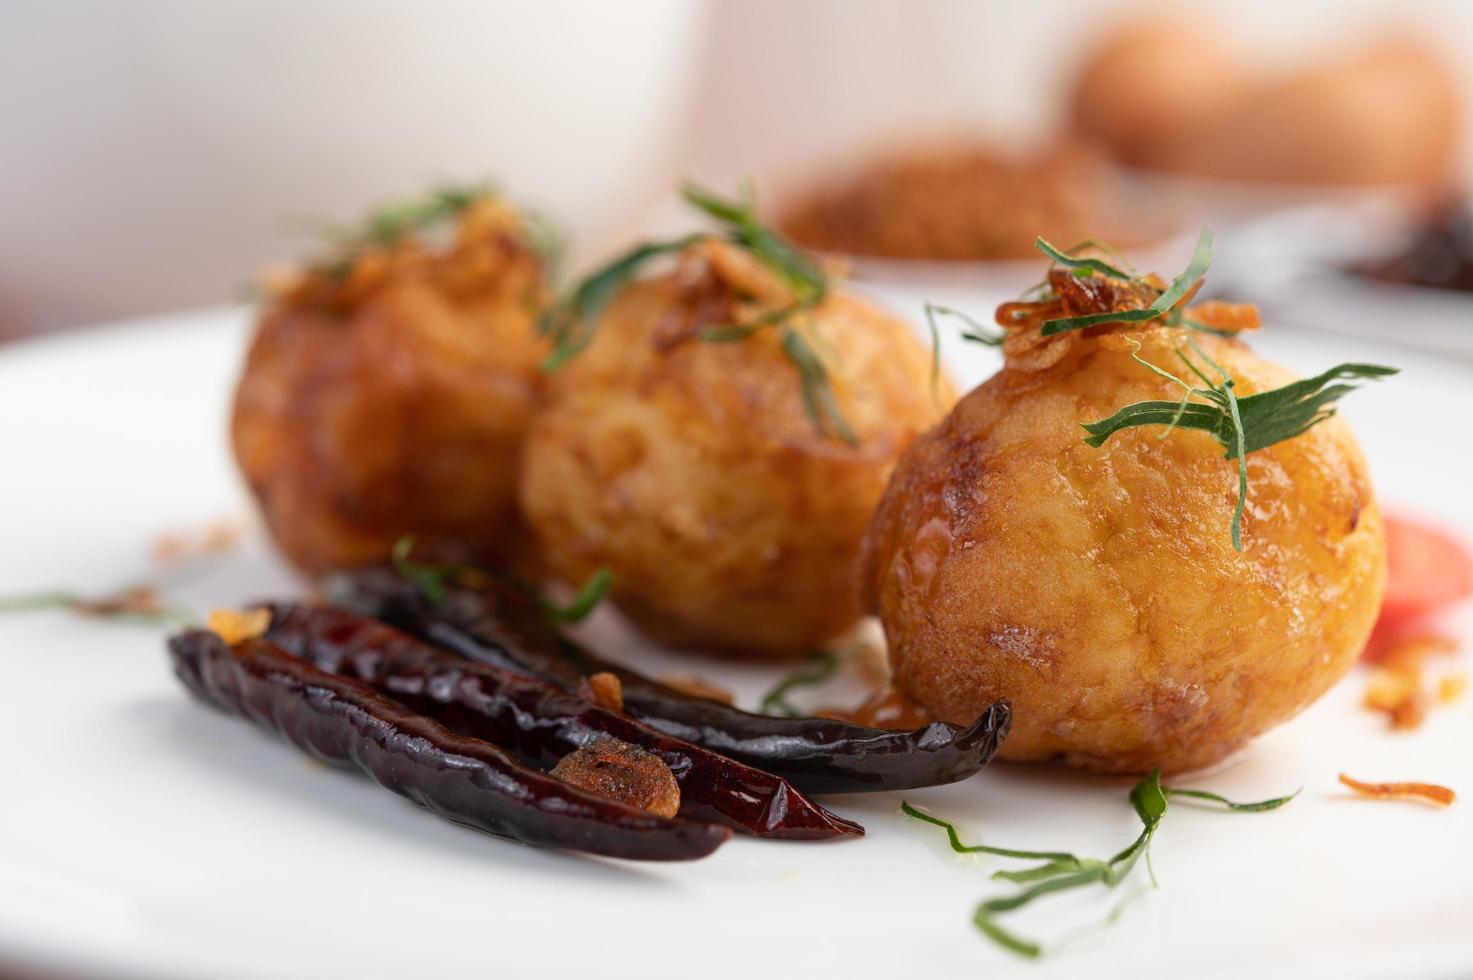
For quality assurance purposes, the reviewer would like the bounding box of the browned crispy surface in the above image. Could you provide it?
[1072,22,1459,189]
[519,240,953,658]
[232,199,549,575]
[862,329,1386,774]
[777,142,1149,261]
[550,737,681,818]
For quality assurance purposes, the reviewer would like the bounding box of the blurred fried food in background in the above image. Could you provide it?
[1072,20,1461,192]
[776,141,1163,262]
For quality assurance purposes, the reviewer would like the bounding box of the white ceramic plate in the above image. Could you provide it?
[1,305,1470,980]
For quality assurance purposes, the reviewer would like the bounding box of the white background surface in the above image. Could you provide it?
[5,0,1473,333]
[0,300,1470,980]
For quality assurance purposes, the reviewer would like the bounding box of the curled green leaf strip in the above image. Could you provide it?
[903,770,1296,958]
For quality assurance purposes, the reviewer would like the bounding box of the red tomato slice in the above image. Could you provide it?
[1378,514,1473,630]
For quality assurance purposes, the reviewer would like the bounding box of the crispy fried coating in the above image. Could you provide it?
[862,328,1386,774]
[519,241,953,658]
[1070,19,1246,168]
[1146,39,1460,189]
[1073,22,1459,190]
[232,198,550,575]
[777,141,1145,261]
[550,737,681,818]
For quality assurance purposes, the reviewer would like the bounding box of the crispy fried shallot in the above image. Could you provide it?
[1362,632,1460,731]
[578,672,625,713]
[1339,773,1456,808]
[208,608,272,646]
[551,737,681,819]
[994,264,1256,373]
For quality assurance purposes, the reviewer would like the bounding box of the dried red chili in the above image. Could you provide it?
[169,629,730,861]
[328,568,1012,795]
[262,603,861,839]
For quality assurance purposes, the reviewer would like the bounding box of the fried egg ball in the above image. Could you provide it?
[232,194,550,575]
[862,327,1386,774]
[1070,18,1247,168]
[1150,38,1460,189]
[1073,21,1459,191]
[519,240,953,658]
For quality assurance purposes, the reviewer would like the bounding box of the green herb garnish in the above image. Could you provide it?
[923,302,1006,404]
[759,650,841,717]
[324,184,491,255]
[781,327,858,444]
[539,183,854,442]
[540,235,703,371]
[315,183,562,282]
[903,772,1295,959]
[682,182,827,301]
[541,567,613,624]
[1033,237,1134,281]
[1082,338,1396,549]
[0,590,80,613]
[391,535,612,624]
[0,586,194,625]
[389,535,474,606]
[924,301,1004,396]
[1039,230,1214,336]
[924,231,1218,358]
[522,208,568,283]
[900,802,1085,867]
[1163,786,1300,811]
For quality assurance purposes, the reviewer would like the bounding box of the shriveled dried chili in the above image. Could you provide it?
[260,602,861,839]
[169,629,730,861]
[328,569,1013,794]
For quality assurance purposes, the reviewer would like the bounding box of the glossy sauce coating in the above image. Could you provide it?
[328,568,1013,794]
[262,603,861,839]
[169,629,730,861]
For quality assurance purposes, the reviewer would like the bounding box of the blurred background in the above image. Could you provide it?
[2,0,1472,349]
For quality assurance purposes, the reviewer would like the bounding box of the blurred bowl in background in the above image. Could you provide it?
[0,0,711,335]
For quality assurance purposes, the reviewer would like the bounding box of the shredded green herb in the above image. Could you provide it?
[391,535,611,624]
[541,567,613,624]
[1039,230,1214,336]
[781,327,858,445]
[1163,786,1299,812]
[388,535,477,607]
[924,231,1217,358]
[540,235,703,371]
[923,301,1005,406]
[314,182,562,283]
[0,590,79,613]
[759,650,841,717]
[1082,338,1396,549]
[1033,237,1134,281]
[522,208,568,283]
[538,182,854,441]
[322,184,491,255]
[682,182,828,301]
[924,301,1005,400]
[903,772,1295,958]
[0,587,194,625]
[900,803,1085,867]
